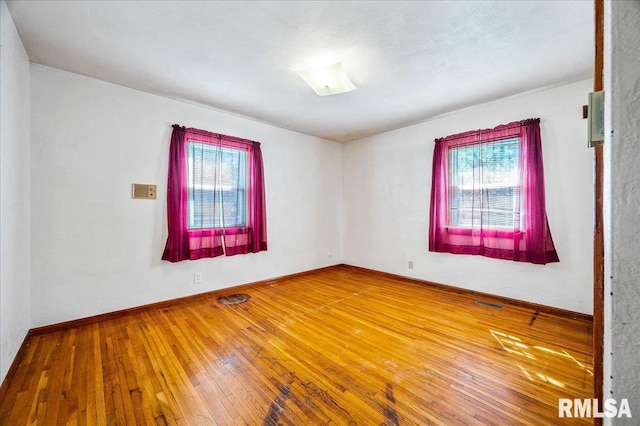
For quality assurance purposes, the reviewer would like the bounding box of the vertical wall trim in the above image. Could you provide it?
[593,0,605,423]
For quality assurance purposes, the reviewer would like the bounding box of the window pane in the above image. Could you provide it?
[187,142,247,229]
[449,138,520,229]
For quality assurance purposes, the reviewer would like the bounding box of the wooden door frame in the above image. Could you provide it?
[593,0,604,425]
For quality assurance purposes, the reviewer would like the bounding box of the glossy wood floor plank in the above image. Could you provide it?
[0,268,593,425]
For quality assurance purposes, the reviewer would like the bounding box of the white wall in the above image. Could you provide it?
[344,80,594,314]
[0,0,31,382]
[605,1,640,423]
[25,67,596,324]
[30,65,343,327]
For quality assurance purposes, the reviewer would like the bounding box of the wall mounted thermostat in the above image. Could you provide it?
[132,184,156,199]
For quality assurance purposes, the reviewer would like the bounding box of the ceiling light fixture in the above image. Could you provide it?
[295,62,357,96]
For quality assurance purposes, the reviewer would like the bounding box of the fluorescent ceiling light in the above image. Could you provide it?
[296,62,357,96]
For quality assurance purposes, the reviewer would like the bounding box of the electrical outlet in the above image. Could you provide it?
[193,272,202,284]
[408,260,414,270]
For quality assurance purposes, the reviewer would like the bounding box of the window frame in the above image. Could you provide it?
[445,136,522,236]
[185,140,249,232]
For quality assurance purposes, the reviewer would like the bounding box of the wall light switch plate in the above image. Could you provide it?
[588,90,605,147]
[132,184,157,199]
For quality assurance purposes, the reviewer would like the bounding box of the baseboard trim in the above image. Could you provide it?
[0,329,33,403]
[27,261,592,336]
[30,264,342,336]
[339,264,593,322]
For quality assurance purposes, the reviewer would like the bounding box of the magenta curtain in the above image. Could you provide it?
[162,125,267,262]
[429,118,559,264]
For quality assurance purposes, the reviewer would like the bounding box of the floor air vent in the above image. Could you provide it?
[475,300,504,310]
[217,293,251,305]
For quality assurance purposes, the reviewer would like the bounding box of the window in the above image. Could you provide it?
[448,137,520,230]
[162,125,267,262]
[429,119,559,264]
[187,142,247,229]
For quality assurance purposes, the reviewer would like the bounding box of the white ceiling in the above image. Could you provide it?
[6,1,593,143]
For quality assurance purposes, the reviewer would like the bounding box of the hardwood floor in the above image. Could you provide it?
[0,267,593,425]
